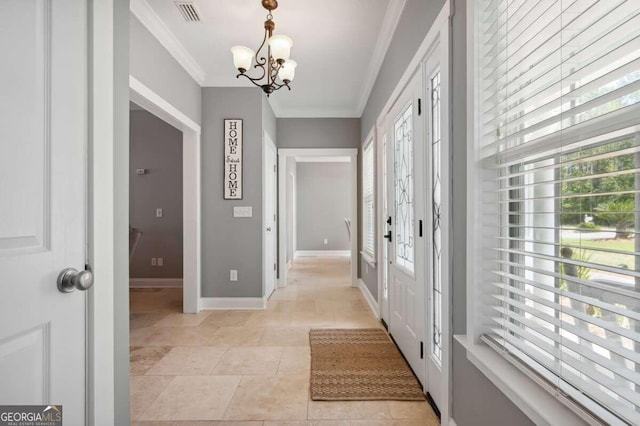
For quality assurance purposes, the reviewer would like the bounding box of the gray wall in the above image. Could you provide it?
[358,0,533,424]
[277,118,361,149]
[202,88,266,297]
[296,163,351,251]
[130,14,201,125]
[129,108,183,279]
[286,159,296,263]
[360,0,445,135]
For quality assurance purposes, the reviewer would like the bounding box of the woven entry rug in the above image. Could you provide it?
[309,328,425,401]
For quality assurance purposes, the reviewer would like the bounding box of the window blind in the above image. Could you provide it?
[476,0,640,424]
[363,140,375,258]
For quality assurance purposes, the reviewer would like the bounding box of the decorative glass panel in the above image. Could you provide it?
[383,133,389,299]
[394,104,415,274]
[430,71,442,364]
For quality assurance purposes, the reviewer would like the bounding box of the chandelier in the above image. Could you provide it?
[230,0,297,96]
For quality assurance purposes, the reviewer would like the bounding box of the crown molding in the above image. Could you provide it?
[130,0,206,86]
[271,106,362,118]
[355,0,407,115]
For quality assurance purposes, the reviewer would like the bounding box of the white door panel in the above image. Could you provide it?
[264,135,277,299]
[0,0,87,423]
[385,72,426,386]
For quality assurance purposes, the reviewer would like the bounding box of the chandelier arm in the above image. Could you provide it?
[248,29,267,82]
[254,27,269,66]
[236,72,264,89]
[273,81,291,91]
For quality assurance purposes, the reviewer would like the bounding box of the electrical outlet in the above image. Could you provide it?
[323,238,328,245]
[156,208,163,218]
[151,258,157,266]
[230,270,238,281]
[157,257,163,267]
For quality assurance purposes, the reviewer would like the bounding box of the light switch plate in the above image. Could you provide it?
[156,208,163,218]
[233,206,252,218]
[230,270,238,281]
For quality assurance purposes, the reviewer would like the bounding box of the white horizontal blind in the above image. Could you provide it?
[363,139,375,257]
[476,0,640,424]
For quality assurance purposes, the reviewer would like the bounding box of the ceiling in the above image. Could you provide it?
[133,0,405,117]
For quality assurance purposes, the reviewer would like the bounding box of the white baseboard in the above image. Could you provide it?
[448,418,457,426]
[200,296,267,310]
[295,250,350,258]
[358,278,380,319]
[129,278,183,288]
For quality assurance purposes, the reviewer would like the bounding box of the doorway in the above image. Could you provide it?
[129,102,184,313]
[278,149,359,287]
[129,77,202,314]
[375,6,452,420]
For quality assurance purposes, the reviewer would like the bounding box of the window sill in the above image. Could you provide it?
[360,252,376,267]
[454,335,589,426]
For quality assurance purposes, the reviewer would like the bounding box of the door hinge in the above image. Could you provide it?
[420,341,424,359]
[273,164,277,172]
[274,263,277,271]
[419,220,423,237]
[418,98,422,116]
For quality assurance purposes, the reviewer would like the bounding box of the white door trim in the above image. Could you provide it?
[129,76,202,314]
[88,1,115,423]
[278,148,359,287]
[373,1,452,424]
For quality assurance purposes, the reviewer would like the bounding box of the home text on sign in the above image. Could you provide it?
[224,119,243,199]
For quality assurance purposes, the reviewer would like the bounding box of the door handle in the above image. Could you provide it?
[57,266,94,293]
[383,231,392,242]
[266,227,272,232]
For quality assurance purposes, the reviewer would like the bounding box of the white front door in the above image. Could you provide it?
[0,0,88,424]
[385,72,426,386]
[264,134,278,298]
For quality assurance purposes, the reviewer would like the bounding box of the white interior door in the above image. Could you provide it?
[264,135,277,298]
[0,0,88,423]
[385,72,427,386]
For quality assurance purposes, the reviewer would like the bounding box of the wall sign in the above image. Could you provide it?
[224,119,243,200]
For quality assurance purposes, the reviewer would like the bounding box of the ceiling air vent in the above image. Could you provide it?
[175,1,201,22]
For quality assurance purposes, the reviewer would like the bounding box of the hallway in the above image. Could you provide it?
[129,257,438,425]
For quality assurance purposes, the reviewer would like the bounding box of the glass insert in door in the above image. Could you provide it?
[394,104,415,274]
[430,71,442,365]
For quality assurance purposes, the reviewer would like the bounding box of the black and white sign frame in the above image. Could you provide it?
[223,119,243,200]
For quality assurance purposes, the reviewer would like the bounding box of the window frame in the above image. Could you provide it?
[362,132,376,265]
[463,1,640,425]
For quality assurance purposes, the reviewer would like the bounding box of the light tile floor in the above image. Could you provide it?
[130,257,439,426]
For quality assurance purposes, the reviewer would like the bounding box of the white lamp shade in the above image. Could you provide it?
[268,35,293,62]
[230,46,254,71]
[278,59,297,82]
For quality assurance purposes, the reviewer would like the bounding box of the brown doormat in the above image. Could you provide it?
[309,328,425,401]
